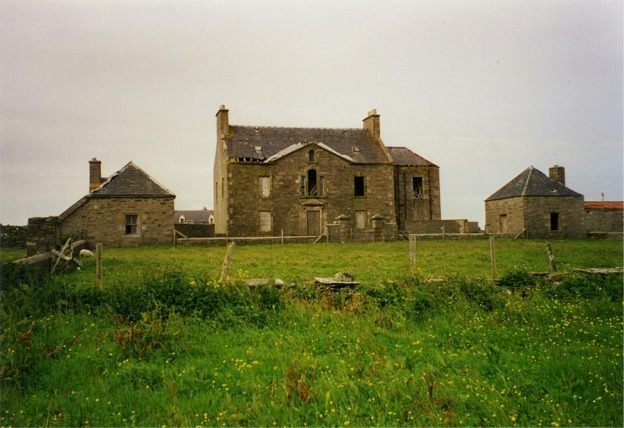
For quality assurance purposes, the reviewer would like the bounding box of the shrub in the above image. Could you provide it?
[498,269,537,290]
[457,278,504,312]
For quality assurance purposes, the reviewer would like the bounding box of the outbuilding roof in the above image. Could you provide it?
[584,201,624,210]
[387,146,438,167]
[485,166,583,201]
[59,161,174,221]
[225,125,390,164]
[90,162,174,198]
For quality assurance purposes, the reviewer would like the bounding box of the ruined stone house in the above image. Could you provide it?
[213,105,441,240]
[57,159,176,246]
[485,165,585,238]
[584,201,623,235]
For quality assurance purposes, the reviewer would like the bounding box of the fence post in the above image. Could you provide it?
[281,229,284,245]
[489,236,497,281]
[96,243,103,287]
[546,243,557,272]
[409,234,417,272]
[219,241,236,282]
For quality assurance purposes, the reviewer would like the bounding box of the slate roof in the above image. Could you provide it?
[90,162,174,198]
[174,210,214,223]
[485,166,583,201]
[387,147,438,167]
[59,161,174,221]
[226,125,390,164]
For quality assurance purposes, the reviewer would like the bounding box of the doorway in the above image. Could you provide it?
[306,210,321,236]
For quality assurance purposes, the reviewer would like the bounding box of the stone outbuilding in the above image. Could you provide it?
[584,201,623,236]
[213,105,442,240]
[58,159,176,246]
[485,165,585,238]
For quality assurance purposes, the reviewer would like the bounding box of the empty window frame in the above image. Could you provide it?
[259,211,272,232]
[308,149,316,162]
[259,176,271,198]
[355,210,366,229]
[307,169,318,196]
[550,212,559,231]
[412,176,423,198]
[301,170,324,197]
[354,176,365,197]
[125,214,138,235]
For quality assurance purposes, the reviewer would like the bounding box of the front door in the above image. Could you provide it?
[307,210,321,236]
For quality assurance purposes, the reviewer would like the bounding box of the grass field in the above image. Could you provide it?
[1,240,622,426]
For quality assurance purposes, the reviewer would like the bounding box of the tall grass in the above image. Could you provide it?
[0,240,622,426]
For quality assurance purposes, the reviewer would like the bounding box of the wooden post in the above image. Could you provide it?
[409,234,417,272]
[281,229,284,245]
[219,242,236,282]
[96,243,103,287]
[546,243,557,272]
[489,236,497,281]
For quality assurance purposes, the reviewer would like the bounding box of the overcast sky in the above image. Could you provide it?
[1,0,622,226]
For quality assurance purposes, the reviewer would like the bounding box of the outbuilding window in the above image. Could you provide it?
[125,214,138,235]
[354,176,365,197]
[550,212,559,231]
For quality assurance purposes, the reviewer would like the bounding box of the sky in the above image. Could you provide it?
[1,0,622,226]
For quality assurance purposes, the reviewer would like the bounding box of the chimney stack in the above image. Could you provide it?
[89,158,102,192]
[549,165,565,186]
[362,109,380,140]
[216,105,229,139]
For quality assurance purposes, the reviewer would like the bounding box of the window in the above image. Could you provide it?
[550,212,559,231]
[354,176,365,197]
[307,169,317,196]
[125,214,138,235]
[355,211,366,229]
[259,211,272,232]
[259,176,271,197]
[412,177,423,198]
[308,149,316,162]
[499,214,508,233]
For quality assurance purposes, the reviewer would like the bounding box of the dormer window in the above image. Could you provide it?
[352,146,360,153]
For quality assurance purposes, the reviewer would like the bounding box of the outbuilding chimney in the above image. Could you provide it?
[549,165,565,186]
[89,158,102,192]
[362,109,380,140]
[216,105,229,139]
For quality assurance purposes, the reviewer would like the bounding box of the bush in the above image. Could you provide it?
[458,278,504,312]
[498,269,537,290]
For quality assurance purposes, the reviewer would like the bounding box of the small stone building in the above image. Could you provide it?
[213,106,441,240]
[584,201,623,235]
[58,159,176,246]
[485,165,585,238]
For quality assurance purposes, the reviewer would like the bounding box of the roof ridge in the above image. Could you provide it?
[521,166,533,196]
[231,124,362,132]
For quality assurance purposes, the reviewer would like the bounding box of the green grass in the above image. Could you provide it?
[1,240,622,426]
[69,239,622,287]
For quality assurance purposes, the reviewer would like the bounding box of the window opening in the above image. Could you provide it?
[550,212,559,231]
[259,176,271,197]
[354,176,365,197]
[308,150,316,162]
[412,176,423,198]
[259,211,272,232]
[307,169,318,196]
[125,215,138,235]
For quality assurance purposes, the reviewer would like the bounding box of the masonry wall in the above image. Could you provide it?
[226,146,396,237]
[61,197,175,246]
[394,165,441,232]
[484,197,525,235]
[524,196,585,238]
[585,209,623,233]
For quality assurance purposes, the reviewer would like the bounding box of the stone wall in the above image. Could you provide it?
[524,196,585,238]
[26,217,61,255]
[61,197,175,246]
[0,224,28,248]
[484,197,525,235]
[394,165,441,232]
[225,145,396,238]
[585,208,623,233]
[175,223,215,238]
